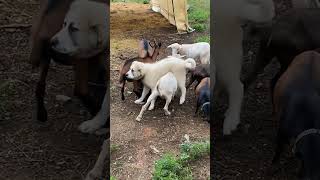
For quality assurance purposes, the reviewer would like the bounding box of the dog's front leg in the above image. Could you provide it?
[177,78,187,104]
[134,86,150,104]
[79,91,109,134]
[85,139,110,180]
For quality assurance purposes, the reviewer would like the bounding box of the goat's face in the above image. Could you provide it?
[125,61,144,80]
[50,0,107,58]
[296,135,320,180]
[167,43,181,55]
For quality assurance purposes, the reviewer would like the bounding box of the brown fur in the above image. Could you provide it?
[272,50,320,178]
[119,40,161,100]
[186,64,210,89]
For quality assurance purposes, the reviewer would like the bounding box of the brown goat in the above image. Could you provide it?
[195,77,210,120]
[244,8,320,93]
[186,64,210,89]
[30,0,109,122]
[119,39,161,100]
[272,50,320,179]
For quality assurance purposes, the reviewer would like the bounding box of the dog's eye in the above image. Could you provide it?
[131,69,134,72]
[69,23,79,33]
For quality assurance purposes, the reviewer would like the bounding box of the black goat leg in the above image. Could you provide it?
[35,59,50,122]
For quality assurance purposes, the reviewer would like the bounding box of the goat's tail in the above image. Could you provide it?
[185,58,196,70]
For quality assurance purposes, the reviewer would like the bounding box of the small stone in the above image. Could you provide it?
[150,145,160,154]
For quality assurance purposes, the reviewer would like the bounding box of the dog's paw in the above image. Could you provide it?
[136,116,142,121]
[85,169,101,180]
[164,110,171,116]
[148,105,154,111]
[78,120,102,134]
[134,99,144,105]
[223,115,240,135]
[179,98,185,105]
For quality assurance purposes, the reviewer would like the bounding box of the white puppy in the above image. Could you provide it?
[126,56,196,105]
[213,0,274,135]
[167,42,210,64]
[51,0,108,58]
[136,72,177,121]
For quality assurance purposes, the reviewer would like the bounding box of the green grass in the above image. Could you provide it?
[188,0,210,33]
[195,35,210,43]
[111,0,149,4]
[152,140,210,180]
[110,176,118,180]
[110,144,120,153]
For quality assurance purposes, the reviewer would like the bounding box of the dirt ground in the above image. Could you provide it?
[0,0,106,179]
[109,3,210,180]
[213,0,302,179]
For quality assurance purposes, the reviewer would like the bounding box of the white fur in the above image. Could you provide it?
[78,90,109,134]
[292,0,320,8]
[85,139,109,180]
[136,72,177,121]
[167,42,210,64]
[213,0,274,135]
[126,56,196,105]
[51,0,108,57]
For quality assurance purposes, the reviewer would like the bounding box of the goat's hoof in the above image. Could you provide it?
[35,108,47,122]
[148,106,154,111]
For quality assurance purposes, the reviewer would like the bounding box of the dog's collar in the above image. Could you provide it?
[292,128,320,154]
[201,102,210,111]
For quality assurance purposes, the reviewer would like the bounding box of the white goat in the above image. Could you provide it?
[167,42,210,64]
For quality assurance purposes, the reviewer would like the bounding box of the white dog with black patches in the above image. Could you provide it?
[213,0,274,135]
[167,42,210,64]
[51,0,108,58]
[126,56,196,106]
[136,72,177,121]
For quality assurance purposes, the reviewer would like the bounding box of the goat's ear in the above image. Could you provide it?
[138,39,148,58]
[147,42,155,57]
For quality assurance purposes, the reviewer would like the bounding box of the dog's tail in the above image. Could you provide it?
[185,58,196,70]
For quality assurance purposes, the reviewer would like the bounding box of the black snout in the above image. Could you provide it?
[51,38,59,47]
